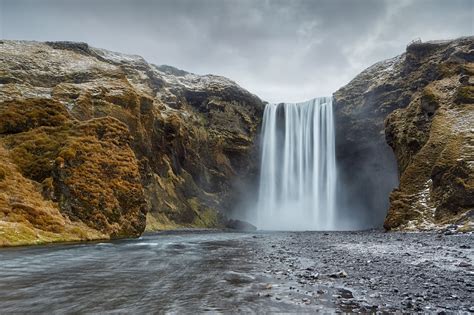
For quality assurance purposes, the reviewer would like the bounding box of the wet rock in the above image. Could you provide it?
[458,261,472,268]
[338,288,354,299]
[329,270,348,278]
[225,219,257,231]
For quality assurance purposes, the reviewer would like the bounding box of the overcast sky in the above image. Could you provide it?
[1,0,472,102]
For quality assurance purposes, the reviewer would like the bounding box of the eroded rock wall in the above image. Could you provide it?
[384,40,474,230]
[334,37,473,230]
[0,40,263,245]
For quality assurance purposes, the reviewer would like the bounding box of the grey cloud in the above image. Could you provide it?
[1,0,472,102]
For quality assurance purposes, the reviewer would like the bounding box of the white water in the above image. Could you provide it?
[256,97,337,230]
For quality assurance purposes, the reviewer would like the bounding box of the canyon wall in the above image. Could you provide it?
[334,37,473,231]
[0,37,472,245]
[0,40,263,245]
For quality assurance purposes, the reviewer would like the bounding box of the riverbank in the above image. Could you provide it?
[0,230,472,312]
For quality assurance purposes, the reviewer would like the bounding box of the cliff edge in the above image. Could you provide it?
[0,40,264,245]
[334,37,473,231]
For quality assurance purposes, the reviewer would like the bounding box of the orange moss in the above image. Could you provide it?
[1,97,147,239]
[0,142,106,246]
[0,98,70,134]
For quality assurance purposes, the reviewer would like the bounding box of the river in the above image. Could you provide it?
[0,230,472,313]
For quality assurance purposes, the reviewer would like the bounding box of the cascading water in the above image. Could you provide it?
[256,97,337,230]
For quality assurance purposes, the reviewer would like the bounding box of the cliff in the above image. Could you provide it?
[0,40,263,245]
[334,37,473,231]
[1,37,472,245]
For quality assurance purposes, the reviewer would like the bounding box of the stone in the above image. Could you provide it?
[338,288,354,299]
[225,219,257,231]
[329,270,348,278]
[334,37,474,231]
[458,261,472,268]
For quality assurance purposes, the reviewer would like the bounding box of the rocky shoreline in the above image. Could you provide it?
[0,37,472,246]
[0,230,472,312]
[249,230,474,313]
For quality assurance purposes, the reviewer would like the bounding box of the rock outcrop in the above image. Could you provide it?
[1,37,471,244]
[0,40,263,245]
[334,37,473,231]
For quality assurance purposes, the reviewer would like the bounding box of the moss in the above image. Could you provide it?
[385,73,473,230]
[455,86,474,104]
[0,166,7,181]
[461,63,474,76]
[145,212,180,231]
[457,221,474,233]
[41,177,55,199]
[421,88,437,104]
[186,197,219,227]
[0,221,107,247]
[438,62,462,77]
[0,98,70,134]
[59,147,76,160]
[384,190,423,230]
[1,113,147,238]
[51,117,147,237]
[0,143,107,246]
[192,208,219,227]
[3,126,72,182]
[1,40,264,241]
[431,135,473,218]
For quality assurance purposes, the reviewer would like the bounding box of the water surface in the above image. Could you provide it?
[0,231,316,313]
[2,230,472,313]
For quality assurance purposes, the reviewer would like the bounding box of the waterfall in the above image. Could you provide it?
[256,97,337,230]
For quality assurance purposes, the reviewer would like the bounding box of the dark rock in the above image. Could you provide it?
[458,261,472,268]
[334,37,473,231]
[226,219,257,231]
[329,270,348,278]
[45,41,91,55]
[338,288,354,299]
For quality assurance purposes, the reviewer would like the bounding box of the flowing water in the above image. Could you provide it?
[1,231,472,313]
[0,231,337,313]
[256,97,337,230]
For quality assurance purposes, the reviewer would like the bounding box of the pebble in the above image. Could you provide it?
[329,270,348,278]
[458,261,472,268]
[252,230,472,312]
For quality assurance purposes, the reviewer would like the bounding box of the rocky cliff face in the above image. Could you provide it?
[1,38,471,245]
[0,40,263,245]
[334,37,473,231]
